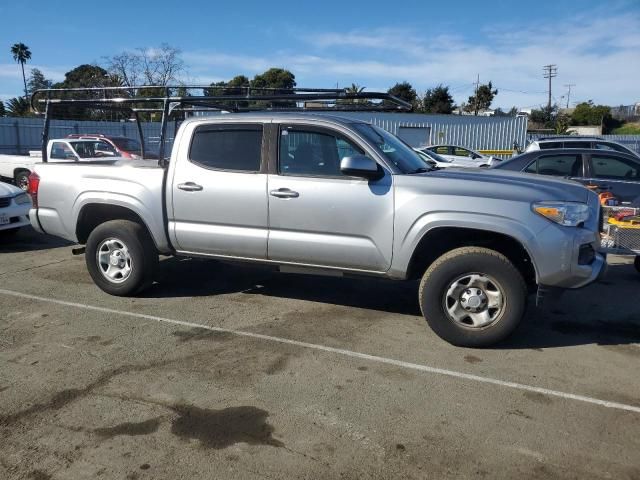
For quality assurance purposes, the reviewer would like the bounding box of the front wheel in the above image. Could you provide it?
[419,247,527,347]
[85,220,158,296]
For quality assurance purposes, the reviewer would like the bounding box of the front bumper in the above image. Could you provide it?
[533,218,607,289]
[1,201,31,231]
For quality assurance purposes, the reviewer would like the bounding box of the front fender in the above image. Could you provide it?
[389,210,545,280]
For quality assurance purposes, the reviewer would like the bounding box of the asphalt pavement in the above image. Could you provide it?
[1,227,639,480]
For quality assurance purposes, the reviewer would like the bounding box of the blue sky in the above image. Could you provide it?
[1,0,638,109]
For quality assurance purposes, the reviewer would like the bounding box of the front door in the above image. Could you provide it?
[171,123,269,258]
[267,125,394,272]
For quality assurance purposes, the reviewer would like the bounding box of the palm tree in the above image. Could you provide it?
[5,97,31,116]
[11,43,32,98]
[344,83,366,105]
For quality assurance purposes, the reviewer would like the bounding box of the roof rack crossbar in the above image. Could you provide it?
[30,85,413,113]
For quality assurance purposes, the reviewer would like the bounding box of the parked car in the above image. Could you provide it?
[0,181,31,236]
[66,134,147,159]
[28,113,605,348]
[525,137,640,158]
[413,148,454,168]
[421,145,496,167]
[0,139,120,191]
[492,149,640,205]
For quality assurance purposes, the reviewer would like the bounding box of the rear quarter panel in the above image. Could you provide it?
[34,163,169,252]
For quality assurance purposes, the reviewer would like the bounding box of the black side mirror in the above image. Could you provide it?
[340,155,383,180]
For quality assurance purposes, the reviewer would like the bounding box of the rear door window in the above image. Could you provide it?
[526,154,582,177]
[591,155,639,180]
[189,125,263,172]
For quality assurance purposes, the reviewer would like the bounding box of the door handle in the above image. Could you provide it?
[270,188,299,198]
[177,182,203,192]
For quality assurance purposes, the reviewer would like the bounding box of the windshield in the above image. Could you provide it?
[112,138,142,153]
[416,148,452,164]
[69,141,117,158]
[353,124,433,173]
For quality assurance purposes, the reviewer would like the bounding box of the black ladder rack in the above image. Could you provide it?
[30,85,412,164]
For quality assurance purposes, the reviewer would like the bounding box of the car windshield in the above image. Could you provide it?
[353,124,434,173]
[416,148,452,163]
[112,138,142,153]
[69,141,116,158]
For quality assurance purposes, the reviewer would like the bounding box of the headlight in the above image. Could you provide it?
[533,201,589,227]
[14,193,31,205]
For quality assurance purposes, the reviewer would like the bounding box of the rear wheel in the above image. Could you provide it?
[15,171,30,191]
[85,220,157,296]
[419,247,527,347]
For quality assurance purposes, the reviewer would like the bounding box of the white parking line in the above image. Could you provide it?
[1,287,639,414]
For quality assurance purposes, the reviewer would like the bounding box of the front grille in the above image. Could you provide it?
[0,197,10,208]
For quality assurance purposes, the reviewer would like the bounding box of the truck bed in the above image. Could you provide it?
[31,161,170,252]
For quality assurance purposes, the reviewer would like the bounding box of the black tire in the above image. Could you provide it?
[418,247,527,348]
[635,256,640,274]
[15,170,30,192]
[85,220,158,296]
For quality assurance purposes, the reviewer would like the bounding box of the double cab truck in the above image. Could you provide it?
[28,113,605,347]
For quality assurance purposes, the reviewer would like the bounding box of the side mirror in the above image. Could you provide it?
[340,155,383,180]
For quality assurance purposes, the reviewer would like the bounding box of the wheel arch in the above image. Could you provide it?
[406,226,538,291]
[76,203,158,250]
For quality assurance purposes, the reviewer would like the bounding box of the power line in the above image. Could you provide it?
[543,64,558,109]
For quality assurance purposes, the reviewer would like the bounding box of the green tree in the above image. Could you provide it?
[11,42,31,98]
[387,81,418,109]
[27,68,52,94]
[252,68,296,91]
[203,75,251,109]
[0,100,6,117]
[422,84,454,114]
[571,101,611,126]
[5,97,32,117]
[251,68,296,108]
[530,105,558,128]
[50,64,122,119]
[464,81,498,115]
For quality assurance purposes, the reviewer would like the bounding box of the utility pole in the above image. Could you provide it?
[473,73,480,116]
[543,64,557,110]
[564,83,575,109]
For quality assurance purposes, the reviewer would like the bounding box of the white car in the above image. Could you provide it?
[0,181,32,235]
[413,148,454,168]
[422,145,495,168]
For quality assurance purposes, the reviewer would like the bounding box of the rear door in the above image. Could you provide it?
[170,123,269,258]
[523,153,585,181]
[585,153,640,203]
[267,124,394,272]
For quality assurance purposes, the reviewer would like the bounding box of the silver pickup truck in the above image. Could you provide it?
[29,113,605,347]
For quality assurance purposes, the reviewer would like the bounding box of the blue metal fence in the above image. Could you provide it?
[0,117,176,155]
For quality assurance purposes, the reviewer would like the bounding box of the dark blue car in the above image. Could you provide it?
[492,149,640,205]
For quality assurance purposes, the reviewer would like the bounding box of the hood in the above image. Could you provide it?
[404,167,591,203]
[0,181,23,197]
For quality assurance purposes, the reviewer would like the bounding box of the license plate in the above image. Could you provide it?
[0,214,9,225]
